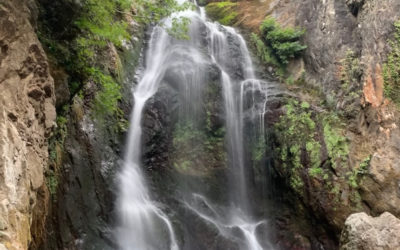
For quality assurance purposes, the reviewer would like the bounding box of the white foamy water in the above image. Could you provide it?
[116,2,275,249]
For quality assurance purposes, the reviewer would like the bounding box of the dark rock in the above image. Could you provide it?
[50,66,70,108]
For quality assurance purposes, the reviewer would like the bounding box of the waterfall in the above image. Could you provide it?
[116,2,275,250]
[116,24,179,250]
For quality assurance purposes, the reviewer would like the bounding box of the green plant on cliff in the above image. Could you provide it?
[205,2,238,26]
[275,98,351,193]
[340,50,362,91]
[260,17,307,65]
[383,20,400,106]
[359,155,371,170]
[46,170,59,198]
[322,114,349,169]
[348,155,371,188]
[39,0,193,132]
[75,0,130,47]
[47,112,69,199]
[250,33,282,72]
[275,100,320,190]
[89,68,122,117]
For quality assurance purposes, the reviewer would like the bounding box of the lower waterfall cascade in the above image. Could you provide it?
[116,2,278,250]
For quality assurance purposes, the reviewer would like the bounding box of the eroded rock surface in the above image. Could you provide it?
[340,212,400,250]
[0,0,55,249]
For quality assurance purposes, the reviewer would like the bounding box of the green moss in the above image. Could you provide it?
[252,137,266,163]
[75,0,130,47]
[275,100,321,192]
[46,170,59,198]
[171,120,226,172]
[340,50,362,91]
[290,174,304,190]
[301,101,310,109]
[306,140,321,170]
[383,20,400,106]
[322,114,349,169]
[347,155,371,188]
[274,98,352,196]
[359,155,371,170]
[285,76,295,85]
[309,167,323,178]
[46,108,69,200]
[205,2,238,26]
[39,0,192,131]
[89,68,122,117]
[348,172,358,188]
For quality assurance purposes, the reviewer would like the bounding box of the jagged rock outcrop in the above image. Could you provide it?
[275,0,400,228]
[340,212,400,250]
[206,0,400,248]
[0,0,56,249]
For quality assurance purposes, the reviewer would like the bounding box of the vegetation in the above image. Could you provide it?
[275,99,350,191]
[340,50,362,92]
[383,20,400,106]
[40,0,193,199]
[259,17,307,65]
[250,17,306,79]
[47,111,69,199]
[39,0,193,132]
[275,100,318,190]
[359,155,372,169]
[171,120,225,173]
[322,114,349,169]
[252,137,267,163]
[348,155,371,188]
[205,2,238,26]
[250,33,283,74]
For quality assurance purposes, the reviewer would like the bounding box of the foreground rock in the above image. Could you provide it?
[340,212,400,250]
[0,0,56,249]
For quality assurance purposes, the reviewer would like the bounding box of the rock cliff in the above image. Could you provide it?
[0,0,56,249]
[206,0,400,248]
[1,0,400,249]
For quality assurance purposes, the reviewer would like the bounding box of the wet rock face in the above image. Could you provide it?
[340,212,400,250]
[49,97,118,250]
[0,0,55,249]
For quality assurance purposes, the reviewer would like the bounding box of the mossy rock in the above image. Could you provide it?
[205,2,238,26]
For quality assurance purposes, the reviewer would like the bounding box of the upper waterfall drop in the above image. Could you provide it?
[116,2,275,250]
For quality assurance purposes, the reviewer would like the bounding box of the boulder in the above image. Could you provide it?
[340,212,400,250]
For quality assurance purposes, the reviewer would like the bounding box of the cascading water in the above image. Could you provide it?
[116,25,179,250]
[116,1,276,249]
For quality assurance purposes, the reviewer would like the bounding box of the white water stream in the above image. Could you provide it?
[116,2,274,249]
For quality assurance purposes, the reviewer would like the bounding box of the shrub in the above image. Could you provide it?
[259,17,307,65]
[250,33,280,67]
